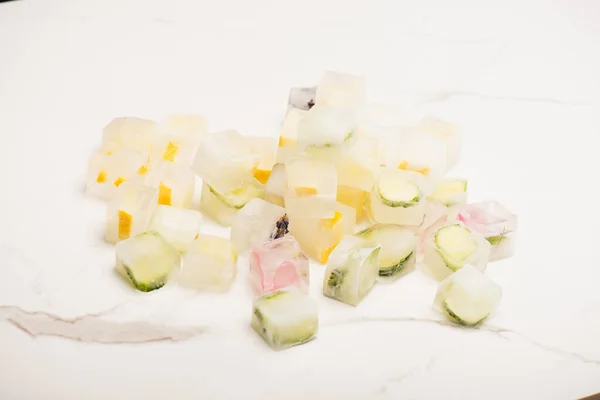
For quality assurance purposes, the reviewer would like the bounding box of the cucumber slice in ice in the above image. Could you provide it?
[355,224,415,278]
[443,293,490,327]
[486,234,508,246]
[427,179,467,206]
[435,224,477,272]
[377,173,421,208]
[209,184,260,209]
[378,252,413,277]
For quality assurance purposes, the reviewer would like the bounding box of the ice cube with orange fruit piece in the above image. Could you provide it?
[105,182,158,244]
[144,161,195,209]
[151,114,207,166]
[284,157,337,219]
[247,136,277,185]
[276,108,307,163]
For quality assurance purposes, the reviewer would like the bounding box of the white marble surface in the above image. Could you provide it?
[1,0,600,398]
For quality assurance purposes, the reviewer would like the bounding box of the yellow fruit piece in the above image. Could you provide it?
[118,210,132,240]
[113,177,126,187]
[158,182,172,206]
[295,186,318,197]
[253,168,271,185]
[336,186,366,220]
[278,136,296,147]
[163,142,178,162]
[137,165,149,175]
[96,170,107,183]
[319,243,338,264]
[397,161,430,176]
[320,211,342,229]
[106,151,113,156]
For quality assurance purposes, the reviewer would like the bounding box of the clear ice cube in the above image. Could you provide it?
[276,108,307,163]
[433,264,502,327]
[150,114,207,166]
[230,198,287,254]
[179,234,238,292]
[247,136,277,185]
[148,205,203,252]
[315,71,366,109]
[86,147,148,200]
[144,161,195,209]
[284,157,337,219]
[199,180,263,227]
[249,236,309,296]
[106,182,158,244]
[102,117,157,156]
[416,116,461,172]
[335,135,379,192]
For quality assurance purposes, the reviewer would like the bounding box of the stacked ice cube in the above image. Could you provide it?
[84,70,518,351]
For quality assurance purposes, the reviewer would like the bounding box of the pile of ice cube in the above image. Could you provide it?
[86,71,518,350]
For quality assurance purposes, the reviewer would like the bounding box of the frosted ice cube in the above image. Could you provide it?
[150,114,207,165]
[322,235,381,306]
[179,234,237,292]
[144,161,195,209]
[416,116,461,171]
[284,157,337,219]
[148,205,203,252]
[423,221,490,281]
[249,236,309,296]
[276,108,307,163]
[102,117,156,156]
[368,169,427,226]
[289,202,354,264]
[192,130,259,193]
[230,198,287,254]
[433,265,502,327]
[288,86,317,111]
[106,182,158,244]
[251,288,318,350]
[199,180,263,227]
[247,136,277,185]
[115,231,180,292]
[86,147,149,200]
[315,71,366,109]
[264,163,286,207]
[454,201,517,261]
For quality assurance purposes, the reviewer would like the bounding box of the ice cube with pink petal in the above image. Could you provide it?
[249,236,309,296]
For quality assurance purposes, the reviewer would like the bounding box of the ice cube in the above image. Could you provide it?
[368,169,427,226]
[284,157,337,219]
[144,161,195,209]
[383,129,446,188]
[191,130,259,193]
[356,102,423,138]
[315,71,366,109]
[150,114,207,165]
[102,117,156,156]
[86,147,149,200]
[337,185,366,222]
[453,201,518,261]
[416,116,461,171]
[179,234,237,292]
[423,221,490,281]
[251,288,318,350]
[433,265,502,327]
[355,224,416,281]
[296,104,357,160]
[276,108,307,163]
[322,235,381,306]
[115,231,180,292]
[106,182,158,244]
[335,135,379,192]
[427,178,468,207]
[289,202,354,264]
[148,205,203,252]
[247,136,277,185]
[199,180,263,227]
[288,86,317,111]
[249,236,309,296]
[264,163,286,207]
[230,198,287,254]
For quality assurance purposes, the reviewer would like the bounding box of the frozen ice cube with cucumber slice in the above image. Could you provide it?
[251,289,318,350]
[354,224,416,280]
[427,179,468,207]
[433,264,502,327]
[423,222,490,281]
[115,231,180,292]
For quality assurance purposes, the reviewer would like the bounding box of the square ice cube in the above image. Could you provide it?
[150,114,207,166]
[276,108,307,163]
[115,231,180,292]
[230,198,287,254]
[433,265,502,327]
[247,136,277,185]
[368,169,427,226]
[179,234,238,292]
[106,182,158,244]
[251,288,318,350]
[102,117,156,156]
[86,147,149,200]
[423,221,491,281]
[192,130,259,193]
[416,116,461,171]
[288,86,317,111]
[322,235,381,306]
[148,205,203,252]
[453,201,518,261]
[249,236,309,296]
[315,71,366,109]
[199,180,263,227]
[264,163,286,207]
[144,161,195,209]
[284,157,337,219]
